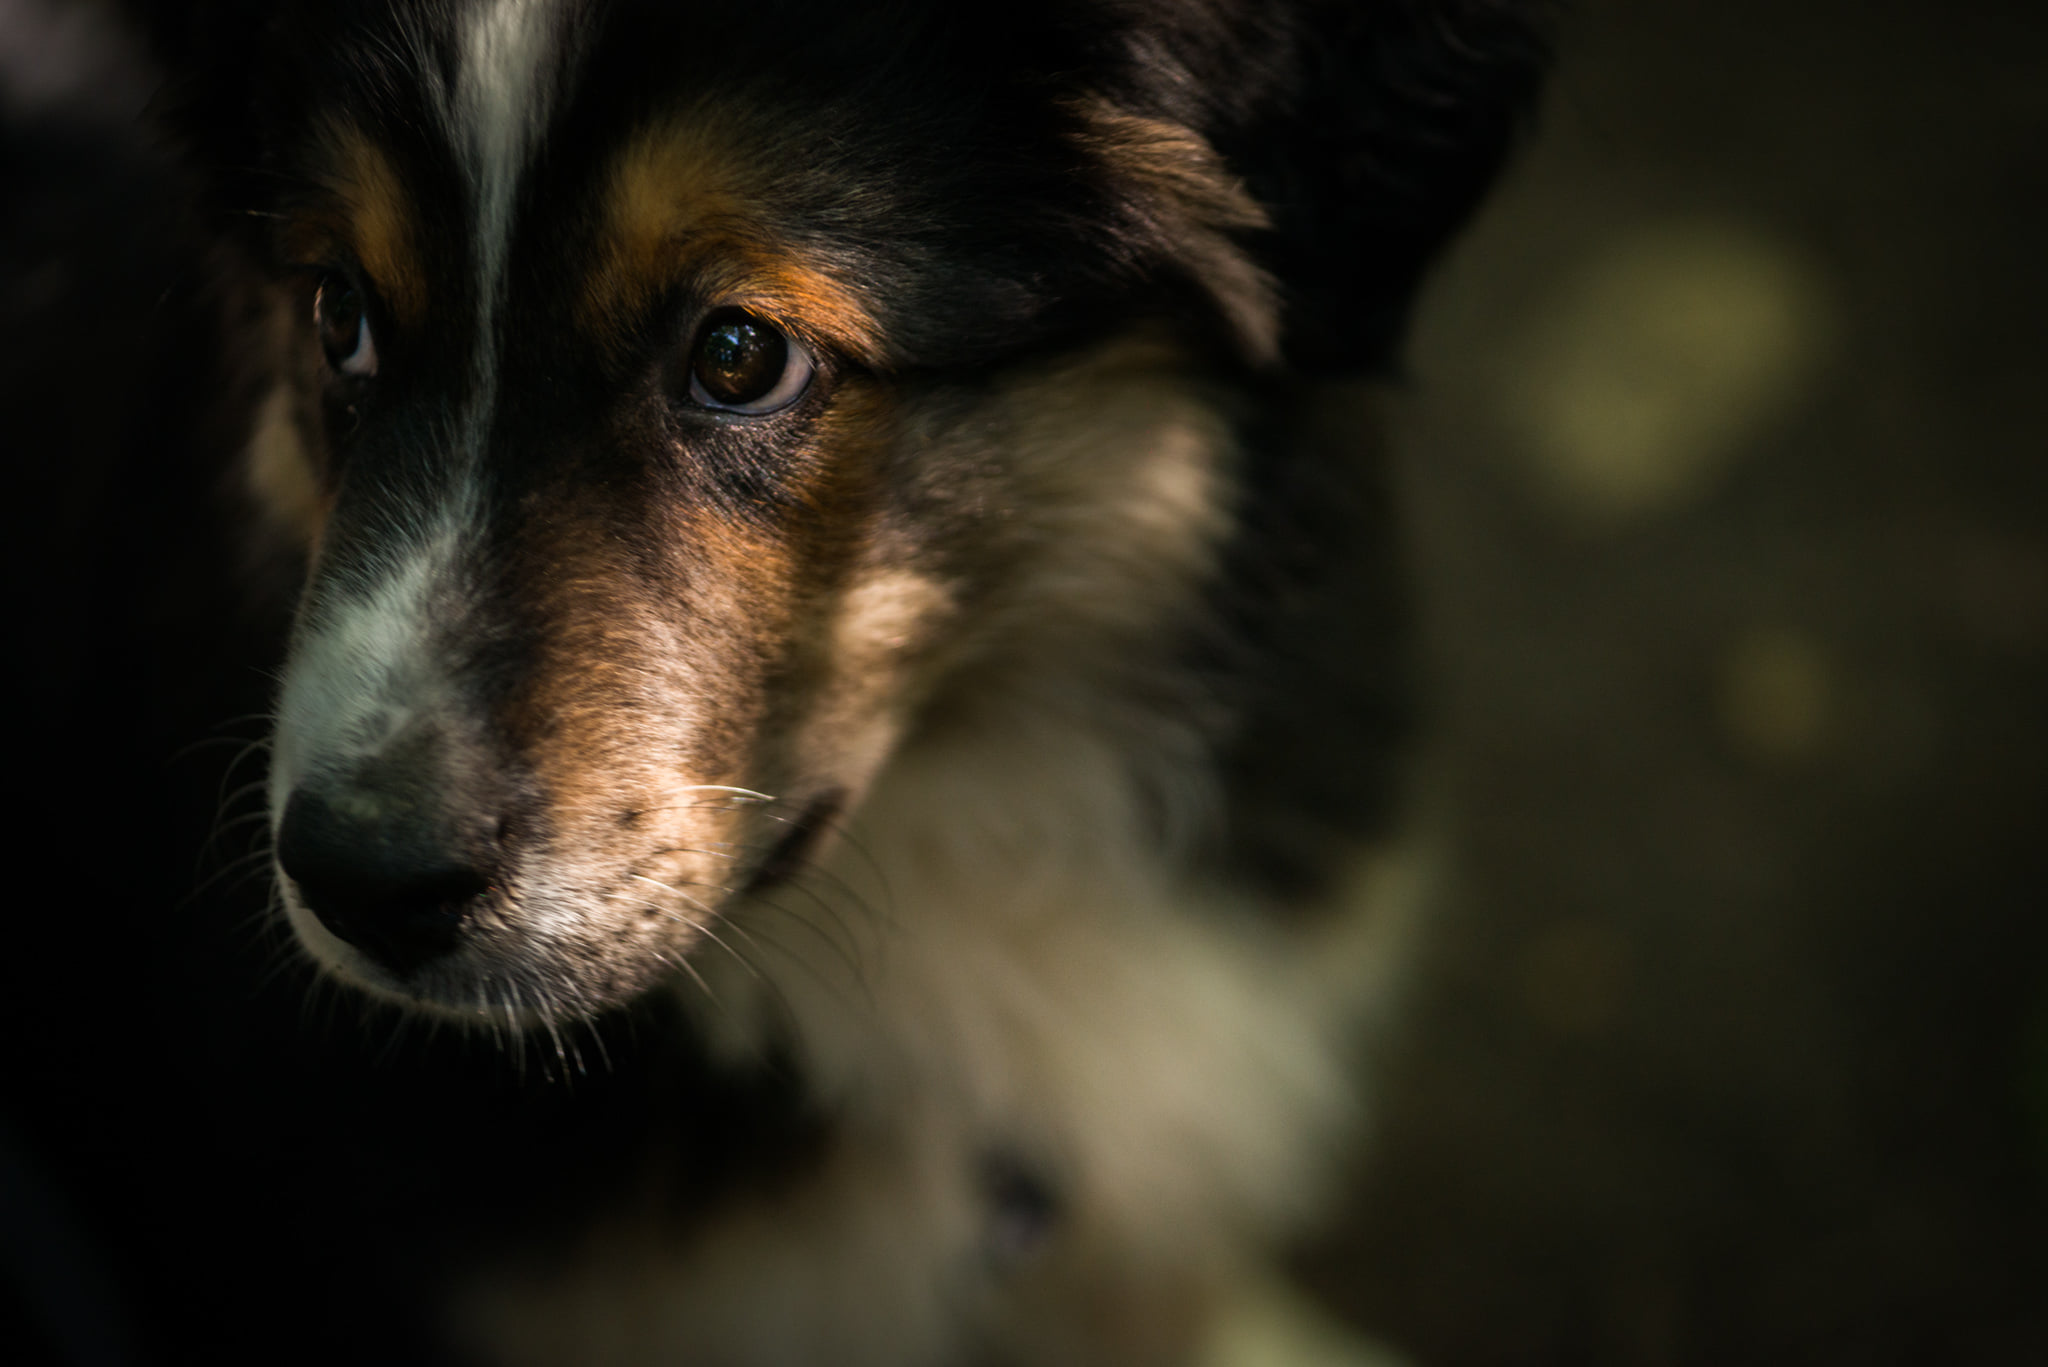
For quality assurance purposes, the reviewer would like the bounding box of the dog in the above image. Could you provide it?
[127,1,1552,1361]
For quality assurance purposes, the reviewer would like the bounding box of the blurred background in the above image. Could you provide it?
[1299,1,2048,1362]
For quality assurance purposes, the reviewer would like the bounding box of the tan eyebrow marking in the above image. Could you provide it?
[582,118,886,364]
[280,123,427,329]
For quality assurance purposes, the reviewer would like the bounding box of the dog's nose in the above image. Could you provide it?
[276,782,493,975]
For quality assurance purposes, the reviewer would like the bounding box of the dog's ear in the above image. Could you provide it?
[1092,0,1556,376]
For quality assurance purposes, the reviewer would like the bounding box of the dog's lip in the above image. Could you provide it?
[283,882,664,1023]
[744,787,846,894]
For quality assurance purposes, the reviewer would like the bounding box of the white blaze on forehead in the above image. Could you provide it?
[272,4,572,824]
[450,0,564,411]
[270,519,471,824]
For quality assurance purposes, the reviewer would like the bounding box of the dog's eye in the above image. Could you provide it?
[314,275,378,379]
[687,308,812,414]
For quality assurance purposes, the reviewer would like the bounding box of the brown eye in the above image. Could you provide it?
[314,274,377,378]
[686,307,812,413]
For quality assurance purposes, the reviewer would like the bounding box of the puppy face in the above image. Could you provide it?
[191,0,1548,1020]
[231,1,1259,1018]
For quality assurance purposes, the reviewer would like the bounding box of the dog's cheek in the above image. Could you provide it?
[740,386,965,797]
[774,566,961,802]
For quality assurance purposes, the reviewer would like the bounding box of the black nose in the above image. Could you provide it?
[276,783,494,976]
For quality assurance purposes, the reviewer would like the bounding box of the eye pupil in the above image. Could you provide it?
[692,310,789,406]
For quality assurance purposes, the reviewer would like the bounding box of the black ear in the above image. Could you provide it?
[1106,0,1556,376]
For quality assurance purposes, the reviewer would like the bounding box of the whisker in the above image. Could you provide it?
[755,802,899,926]
[628,788,782,821]
[573,1005,612,1074]
[375,999,417,1066]
[169,713,273,766]
[729,892,879,1020]
[210,776,272,817]
[639,844,744,864]
[198,770,276,864]
[644,919,723,1009]
[541,1006,570,1078]
[725,856,873,983]
[629,875,764,983]
[696,907,782,987]
[186,844,277,909]
[217,736,275,792]
[472,977,504,1057]
[196,808,274,869]
[501,980,527,1079]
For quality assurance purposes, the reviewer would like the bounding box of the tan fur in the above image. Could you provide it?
[281,123,428,327]
[582,118,887,364]
[243,379,324,551]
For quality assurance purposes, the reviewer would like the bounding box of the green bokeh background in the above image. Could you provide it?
[1296,1,2048,1362]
